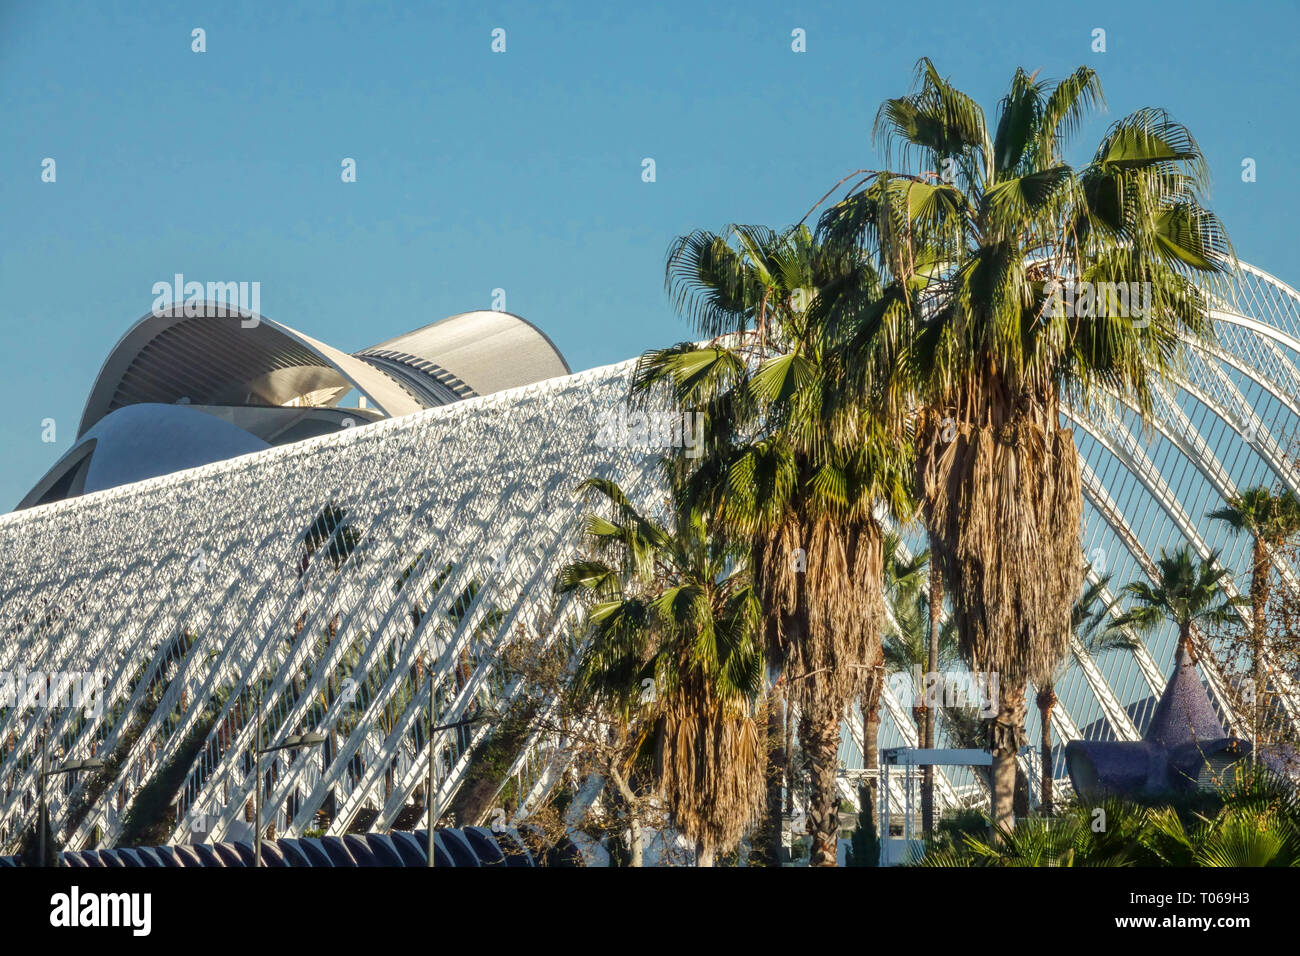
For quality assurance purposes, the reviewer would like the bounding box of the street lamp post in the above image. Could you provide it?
[251,693,327,867]
[37,741,105,868]
[424,672,489,868]
[427,672,434,869]
[38,723,47,866]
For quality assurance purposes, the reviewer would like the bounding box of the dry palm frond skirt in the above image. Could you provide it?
[920,416,1084,753]
[655,692,764,858]
[758,512,885,862]
[760,512,885,721]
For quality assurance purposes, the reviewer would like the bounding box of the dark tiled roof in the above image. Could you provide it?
[1145,644,1226,747]
[0,827,539,868]
[1065,643,1246,800]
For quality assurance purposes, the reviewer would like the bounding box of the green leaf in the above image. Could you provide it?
[749,351,815,404]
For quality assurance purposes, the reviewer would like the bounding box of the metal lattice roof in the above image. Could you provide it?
[1,263,1299,845]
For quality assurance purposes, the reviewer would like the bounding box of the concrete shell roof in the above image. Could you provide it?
[28,303,571,507]
[78,304,425,437]
[356,310,571,398]
[75,306,572,440]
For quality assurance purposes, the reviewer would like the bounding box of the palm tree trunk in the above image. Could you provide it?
[922,564,942,833]
[764,691,785,863]
[798,700,842,867]
[1250,538,1269,748]
[1036,684,1055,815]
[783,692,794,819]
[627,817,643,868]
[752,688,786,866]
[864,705,880,807]
[862,650,884,821]
[759,507,884,867]
[919,404,1083,840]
[696,840,715,867]
[989,676,1026,836]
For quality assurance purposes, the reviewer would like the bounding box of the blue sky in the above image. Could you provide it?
[2,0,1297,507]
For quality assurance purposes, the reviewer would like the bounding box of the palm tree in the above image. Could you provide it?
[298,503,362,637]
[864,535,929,817]
[634,224,913,865]
[1032,569,1112,815]
[1108,546,1245,665]
[555,470,766,866]
[922,533,945,829]
[880,538,958,831]
[818,60,1233,829]
[1208,487,1300,742]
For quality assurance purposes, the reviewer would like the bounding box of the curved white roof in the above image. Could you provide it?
[77,306,570,439]
[356,310,571,398]
[77,304,425,437]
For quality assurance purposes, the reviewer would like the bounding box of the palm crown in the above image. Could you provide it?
[637,222,914,530]
[821,58,1233,423]
[1209,488,1300,546]
[1108,546,1245,654]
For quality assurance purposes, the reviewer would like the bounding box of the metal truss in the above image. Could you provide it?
[3,264,1300,851]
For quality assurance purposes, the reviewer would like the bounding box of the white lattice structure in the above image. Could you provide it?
[0,358,667,850]
[4,261,1300,849]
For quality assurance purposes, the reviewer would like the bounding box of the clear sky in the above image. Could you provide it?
[2,0,1297,507]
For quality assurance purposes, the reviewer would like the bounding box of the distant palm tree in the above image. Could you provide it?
[881,542,958,831]
[922,533,945,830]
[1208,487,1300,741]
[1032,570,1112,815]
[556,472,766,866]
[863,535,929,815]
[298,503,362,638]
[1108,546,1245,663]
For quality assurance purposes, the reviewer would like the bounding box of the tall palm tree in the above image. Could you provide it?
[1032,569,1112,815]
[1108,546,1245,664]
[818,60,1233,829]
[1208,487,1300,741]
[555,470,766,866]
[854,536,951,834]
[633,224,914,865]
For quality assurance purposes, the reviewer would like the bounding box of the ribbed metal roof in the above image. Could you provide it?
[77,305,425,437]
[77,306,571,439]
[357,310,570,398]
